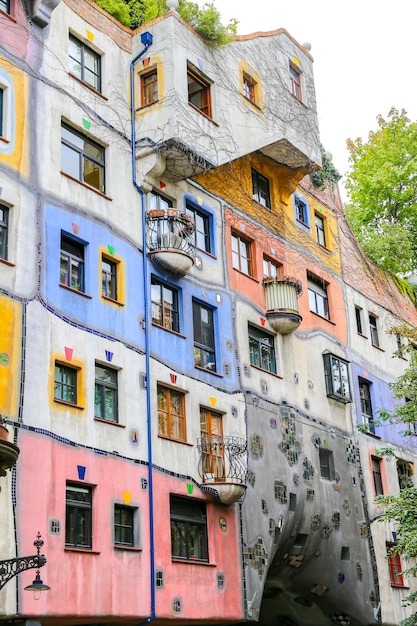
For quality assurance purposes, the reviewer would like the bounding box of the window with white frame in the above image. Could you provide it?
[60,233,85,292]
[263,257,281,279]
[252,169,271,209]
[359,378,374,433]
[308,273,330,320]
[185,202,211,253]
[323,353,351,403]
[294,195,309,225]
[369,314,380,347]
[315,213,326,246]
[231,231,253,275]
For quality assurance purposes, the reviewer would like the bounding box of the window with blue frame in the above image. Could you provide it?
[193,300,216,371]
[294,194,309,227]
[185,202,211,253]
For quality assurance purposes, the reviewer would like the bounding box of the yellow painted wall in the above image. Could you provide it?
[0,57,29,176]
[0,295,21,417]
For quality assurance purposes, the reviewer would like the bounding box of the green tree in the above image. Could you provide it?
[373,325,417,625]
[95,0,238,43]
[345,108,417,275]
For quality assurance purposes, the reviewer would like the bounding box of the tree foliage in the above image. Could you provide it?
[95,0,238,43]
[372,324,417,625]
[345,108,417,275]
[310,146,341,190]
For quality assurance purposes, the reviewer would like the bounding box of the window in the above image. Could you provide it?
[243,73,256,103]
[308,273,330,320]
[140,69,158,106]
[231,232,253,275]
[263,257,280,279]
[397,459,413,490]
[69,34,101,92]
[387,543,404,586]
[157,384,186,441]
[355,306,363,335]
[0,0,10,14]
[359,378,374,433]
[249,325,276,374]
[200,408,224,480]
[323,353,351,403]
[369,314,380,347]
[65,483,92,549]
[54,363,78,404]
[252,169,271,209]
[114,505,135,547]
[187,65,212,118]
[315,213,326,247]
[94,363,118,422]
[289,64,302,101]
[102,256,117,300]
[151,277,179,332]
[185,203,211,253]
[170,496,208,562]
[0,204,8,260]
[319,448,335,480]
[61,123,105,193]
[193,301,216,371]
[294,195,309,225]
[60,233,85,292]
[372,456,383,495]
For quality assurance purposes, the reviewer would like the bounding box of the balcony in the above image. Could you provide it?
[0,420,19,477]
[197,435,247,505]
[263,277,303,334]
[147,209,195,275]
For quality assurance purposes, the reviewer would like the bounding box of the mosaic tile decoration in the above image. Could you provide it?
[343,500,351,516]
[247,469,256,488]
[173,599,181,613]
[262,499,269,515]
[322,523,332,538]
[244,537,268,578]
[217,572,225,589]
[293,473,300,486]
[306,488,315,500]
[274,480,287,504]
[279,408,301,466]
[311,513,322,530]
[345,437,357,464]
[359,522,369,537]
[312,434,321,449]
[303,457,314,481]
[250,434,264,459]
[332,511,341,529]
[156,571,164,588]
[269,518,276,536]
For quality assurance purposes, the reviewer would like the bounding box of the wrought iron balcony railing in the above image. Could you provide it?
[197,435,247,505]
[147,209,195,275]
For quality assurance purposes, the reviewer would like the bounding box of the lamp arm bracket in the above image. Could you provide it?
[0,554,46,590]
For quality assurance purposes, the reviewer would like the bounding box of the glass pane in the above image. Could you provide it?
[62,126,84,149]
[61,143,81,179]
[84,158,103,191]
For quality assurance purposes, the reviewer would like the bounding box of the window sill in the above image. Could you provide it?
[232,267,259,283]
[363,430,381,439]
[291,93,308,108]
[250,364,283,379]
[60,171,112,200]
[0,257,15,267]
[357,332,368,339]
[94,417,125,428]
[68,73,108,100]
[195,365,223,378]
[158,434,193,446]
[64,547,100,554]
[242,95,263,112]
[136,100,159,111]
[151,322,186,338]
[188,103,219,127]
[372,344,385,352]
[310,311,336,325]
[0,9,16,22]
[114,545,142,552]
[0,136,10,144]
[172,557,214,566]
[54,399,85,410]
[391,583,409,589]
[296,219,310,229]
[59,283,93,298]
[327,393,351,405]
[102,294,125,307]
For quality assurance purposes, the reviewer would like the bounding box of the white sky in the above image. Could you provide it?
[217,0,417,197]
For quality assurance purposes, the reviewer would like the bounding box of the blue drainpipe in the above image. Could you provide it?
[130,31,155,625]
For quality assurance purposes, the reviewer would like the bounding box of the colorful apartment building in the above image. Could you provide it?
[1,2,417,626]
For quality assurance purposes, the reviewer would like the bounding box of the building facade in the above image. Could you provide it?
[1,1,417,626]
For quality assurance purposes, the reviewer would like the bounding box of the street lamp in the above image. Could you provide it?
[0,532,50,598]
